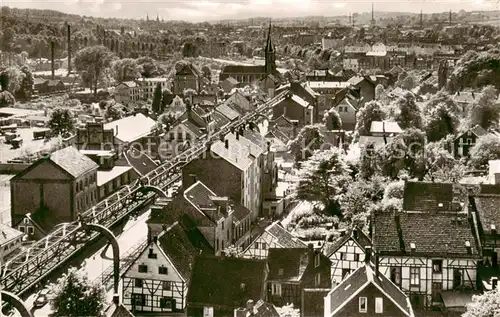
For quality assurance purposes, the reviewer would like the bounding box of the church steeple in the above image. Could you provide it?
[264,21,276,74]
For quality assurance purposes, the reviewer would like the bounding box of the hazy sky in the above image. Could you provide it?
[2,0,498,22]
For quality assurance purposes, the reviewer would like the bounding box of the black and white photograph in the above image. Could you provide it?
[1,0,500,316]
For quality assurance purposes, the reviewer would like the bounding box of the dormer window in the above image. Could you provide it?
[148,248,157,259]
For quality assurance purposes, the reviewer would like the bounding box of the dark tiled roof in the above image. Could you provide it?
[49,146,98,178]
[455,125,487,141]
[472,195,500,231]
[373,212,479,257]
[478,184,500,195]
[266,222,307,248]
[181,120,205,137]
[327,265,412,317]
[0,223,24,245]
[212,110,230,130]
[106,304,135,317]
[123,148,158,176]
[267,248,309,281]
[216,104,240,121]
[158,221,212,281]
[251,300,280,317]
[232,203,251,222]
[187,256,267,308]
[402,181,456,212]
[221,65,266,75]
[242,129,269,151]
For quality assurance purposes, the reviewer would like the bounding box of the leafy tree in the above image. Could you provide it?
[74,45,115,100]
[394,92,423,129]
[467,86,500,130]
[152,83,163,113]
[1,67,24,93]
[296,148,351,216]
[383,180,404,201]
[375,84,386,100]
[355,100,386,136]
[449,48,500,92]
[105,104,124,121]
[289,125,325,163]
[358,142,379,180]
[202,65,211,79]
[340,175,386,221]
[397,71,418,90]
[136,56,164,78]
[0,91,15,107]
[48,108,74,137]
[463,287,500,317]
[323,108,342,130]
[424,90,460,116]
[414,140,464,182]
[111,58,141,82]
[469,134,500,169]
[425,102,459,142]
[50,267,106,317]
[158,112,176,131]
[18,65,34,99]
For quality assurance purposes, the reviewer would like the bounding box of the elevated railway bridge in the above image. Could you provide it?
[0,91,286,298]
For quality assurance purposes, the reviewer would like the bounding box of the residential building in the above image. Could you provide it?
[215,103,240,124]
[221,77,239,93]
[241,221,307,259]
[136,77,170,100]
[307,81,350,116]
[258,73,281,98]
[348,76,376,107]
[266,246,331,308]
[453,124,487,158]
[0,224,24,262]
[453,91,482,113]
[268,115,298,140]
[370,121,403,137]
[122,221,212,314]
[74,122,117,152]
[182,138,260,221]
[305,69,339,82]
[219,23,279,84]
[103,113,157,152]
[165,104,215,147]
[324,254,415,317]
[323,228,372,285]
[222,90,254,116]
[301,288,330,317]
[372,210,481,310]
[11,146,99,239]
[186,256,268,317]
[234,300,279,317]
[96,165,136,200]
[332,97,357,131]
[276,82,319,121]
[115,81,143,105]
[271,93,314,128]
[172,63,202,94]
[123,147,158,176]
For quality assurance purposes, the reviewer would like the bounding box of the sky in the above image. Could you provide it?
[1,0,499,22]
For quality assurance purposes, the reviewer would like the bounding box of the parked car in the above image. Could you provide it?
[33,289,51,308]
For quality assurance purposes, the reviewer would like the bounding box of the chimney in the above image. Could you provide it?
[382,121,387,145]
[115,125,119,136]
[491,224,497,235]
[472,92,475,99]
[364,246,372,264]
[225,139,229,149]
[67,23,72,75]
[353,228,358,240]
[492,277,498,289]
[234,308,246,317]
[190,174,198,184]
[112,293,119,305]
[465,240,472,254]
[308,243,313,251]
[410,243,416,252]
[51,41,55,80]
[246,299,254,312]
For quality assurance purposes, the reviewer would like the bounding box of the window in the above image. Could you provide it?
[27,226,34,235]
[410,267,420,286]
[148,249,157,259]
[23,218,29,225]
[354,253,360,262]
[203,306,214,317]
[342,269,350,279]
[132,293,145,306]
[162,281,172,290]
[315,273,321,286]
[390,267,402,287]
[254,242,259,249]
[359,297,367,313]
[314,253,320,267]
[160,297,174,309]
[159,266,168,275]
[221,221,224,230]
[467,138,473,144]
[271,283,282,296]
[138,264,148,273]
[375,297,383,313]
[135,278,143,288]
[261,242,267,250]
[339,252,345,260]
[432,260,443,273]
[19,226,25,233]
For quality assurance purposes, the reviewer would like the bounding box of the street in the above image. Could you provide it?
[19,209,151,317]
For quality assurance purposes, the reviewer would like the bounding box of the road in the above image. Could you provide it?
[19,209,151,317]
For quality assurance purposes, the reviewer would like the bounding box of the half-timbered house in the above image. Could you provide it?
[122,221,212,314]
[324,249,415,317]
[372,211,481,310]
[240,221,307,259]
[266,245,331,308]
[323,228,371,285]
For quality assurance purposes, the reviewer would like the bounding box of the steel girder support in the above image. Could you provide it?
[1,291,33,317]
[80,222,120,296]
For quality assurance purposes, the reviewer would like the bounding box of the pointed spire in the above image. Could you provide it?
[157,14,159,22]
[146,12,149,21]
[372,2,374,21]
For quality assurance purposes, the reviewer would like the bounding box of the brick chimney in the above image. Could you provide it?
[112,293,119,305]
[225,139,229,149]
[364,246,371,264]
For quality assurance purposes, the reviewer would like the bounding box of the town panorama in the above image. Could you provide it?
[0,2,500,317]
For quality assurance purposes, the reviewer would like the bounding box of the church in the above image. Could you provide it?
[219,23,280,85]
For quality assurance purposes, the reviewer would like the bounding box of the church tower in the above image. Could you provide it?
[264,22,276,74]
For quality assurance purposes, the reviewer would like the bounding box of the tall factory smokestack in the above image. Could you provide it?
[51,41,55,80]
[67,23,72,75]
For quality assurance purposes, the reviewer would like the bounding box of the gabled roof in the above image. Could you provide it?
[370,121,403,135]
[402,181,457,212]
[104,113,156,143]
[326,264,413,317]
[119,81,138,88]
[216,104,240,121]
[373,212,479,258]
[265,221,307,249]
[455,124,487,141]
[267,248,310,282]
[324,228,371,257]
[225,133,263,158]
[212,110,231,131]
[210,140,253,171]
[123,148,157,176]
[29,206,64,234]
[471,195,500,233]
[224,77,239,85]
[33,78,47,85]
[184,181,228,222]
[0,223,24,246]
[48,146,98,178]
[105,303,135,317]
[453,91,482,104]
[176,63,201,77]
[290,94,310,108]
[187,256,267,308]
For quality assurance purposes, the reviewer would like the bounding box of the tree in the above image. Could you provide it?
[1,67,24,93]
[111,58,141,82]
[289,125,325,163]
[358,142,379,179]
[136,56,164,78]
[355,100,386,136]
[375,84,386,100]
[202,65,211,79]
[340,175,386,221]
[152,83,163,113]
[18,65,34,100]
[397,71,418,90]
[414,140,465,182]
[296,148,351,216]
[469,134,500,169]
[74,45,115,100]
[323,108,342,130]
[467,86,500,130]
[394,92,423,129]
[0,91,15,107]
[425,102,459,142]
[48,108,74,137]
[50,267,106,317]
[158,112,176,131]
[383,180,404,201]
[105,104,124,121]
[463,287,500,317]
